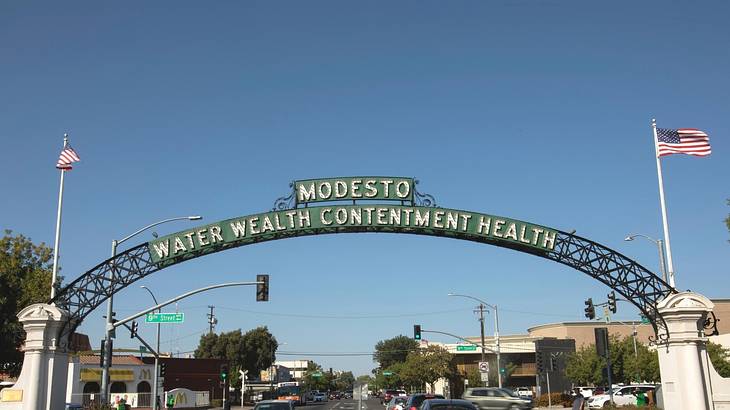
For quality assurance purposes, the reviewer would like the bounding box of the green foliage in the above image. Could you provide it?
[708,342,730,377]
[535,392,572,407]
[565,334,660,386]
[302,361,333,391]
[334,371,356,391]
[399,345,454,391]
[0,230,55,376]
[194,326,277,386]
[373,335,419,369]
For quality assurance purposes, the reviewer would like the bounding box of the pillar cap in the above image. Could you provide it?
[657,291,714,313]
[17,303,69,322]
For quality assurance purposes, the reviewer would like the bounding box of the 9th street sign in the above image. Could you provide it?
[145,312,184,323]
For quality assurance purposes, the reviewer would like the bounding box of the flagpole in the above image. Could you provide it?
[652,119,676,288]
[50,134,69,300]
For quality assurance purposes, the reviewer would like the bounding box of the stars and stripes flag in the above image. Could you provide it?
[656,128,711,158]
[56,146,81,170]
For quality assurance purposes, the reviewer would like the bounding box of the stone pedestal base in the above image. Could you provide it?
[0,304,71,410]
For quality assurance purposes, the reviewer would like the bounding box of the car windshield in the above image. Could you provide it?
[394,398,407,404]
[255,403,290,410]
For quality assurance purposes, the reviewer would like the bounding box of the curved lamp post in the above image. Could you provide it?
[625,234,669,285]
[140,286,161,410]
[101,215,202,404]
[448,293,501,388]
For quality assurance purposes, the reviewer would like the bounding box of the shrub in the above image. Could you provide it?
[535,392,572,407]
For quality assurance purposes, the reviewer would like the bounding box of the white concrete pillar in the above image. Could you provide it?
[656,292,714,410]
[0,304,72,410]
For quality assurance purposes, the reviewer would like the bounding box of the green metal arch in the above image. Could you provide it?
[51,206,675,341]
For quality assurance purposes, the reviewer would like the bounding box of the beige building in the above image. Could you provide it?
[527,299,730,348]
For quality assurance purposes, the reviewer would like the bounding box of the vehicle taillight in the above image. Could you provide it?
[410,406,417,410]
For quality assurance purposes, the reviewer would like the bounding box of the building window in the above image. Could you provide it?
[110,382,127,393]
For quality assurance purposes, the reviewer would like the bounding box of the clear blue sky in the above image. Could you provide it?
[2,1,729,377]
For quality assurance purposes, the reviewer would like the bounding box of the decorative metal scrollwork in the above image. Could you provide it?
[704,311,720,337]
[272,183,295,211]
[413,179,437,207]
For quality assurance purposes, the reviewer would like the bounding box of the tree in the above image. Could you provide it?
[302,361,332,391]
[194,326,277,387]
[399,345,454,392]
[373,335,419,369]
[241,326,278,377]
[0,231,55,376]
[334,371,355,391]
[565,336,660,386]
[708,342,730,377]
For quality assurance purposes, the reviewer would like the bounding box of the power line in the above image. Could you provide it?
[215,306,472,319]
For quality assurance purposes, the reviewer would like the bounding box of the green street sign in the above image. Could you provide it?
[312,372,323,378]
[383,371,393,376]
[457,345,478,351]
[640,314,650,324]
[145,312,184,323]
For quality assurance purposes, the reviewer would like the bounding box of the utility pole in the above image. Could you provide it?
[208,305,217,334]
[475,303,487,386]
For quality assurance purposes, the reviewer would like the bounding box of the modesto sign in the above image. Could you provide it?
[148,176,557,264]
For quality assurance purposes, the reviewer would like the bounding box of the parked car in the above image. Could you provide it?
[587,385,656,408]
[513,388,533,399]
[254,400,296,410]
[404,393,445,410]
[462,387,533,410]
[386,396,409,410]
[421,399,478,410]
[381,390,407,405]
[573,387,593,398]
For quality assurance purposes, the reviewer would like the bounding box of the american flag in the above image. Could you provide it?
[56,146,81,170]
[656,128,711,157]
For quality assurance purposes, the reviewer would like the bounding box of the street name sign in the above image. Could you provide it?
[383,371,393,376]
[312,372,323,378]
[457,345,478,351]
[145,313,184,323]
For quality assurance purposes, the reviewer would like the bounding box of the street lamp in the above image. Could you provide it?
[624,234,669,285]
[101,215,202,404]
[140,286,161,410]
[448,293,502,388]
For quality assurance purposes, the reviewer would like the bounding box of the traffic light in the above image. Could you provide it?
[256,274,269,302]
[549,357,556,372]
[100,340,105,367]
[160,362,167,377]
[130,321,139,338]
[220,364,229,381]
[536,351,544,373]
[413,324,422,340]
[584,298,596,320]
[607,291,617,314]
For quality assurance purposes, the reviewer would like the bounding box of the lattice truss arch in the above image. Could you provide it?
[51,228,675,342]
